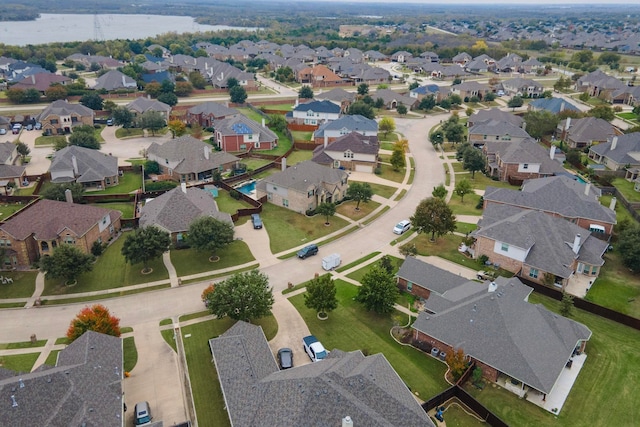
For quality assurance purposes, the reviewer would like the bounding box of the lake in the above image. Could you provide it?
[0,14,259,46]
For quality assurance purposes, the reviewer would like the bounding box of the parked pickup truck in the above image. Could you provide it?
[302,335,328,362]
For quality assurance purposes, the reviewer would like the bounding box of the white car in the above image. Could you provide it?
[393,220,411,235]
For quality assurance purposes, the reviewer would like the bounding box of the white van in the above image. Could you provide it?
[393,220,411,235]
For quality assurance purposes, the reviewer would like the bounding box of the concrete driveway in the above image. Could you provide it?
[268,293,312,369]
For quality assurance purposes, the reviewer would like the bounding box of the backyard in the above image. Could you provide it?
[89,171,142,194]
[285,149,314,165]
[89,201,135,219]
[181,315,277,427]
[289,280,450,399]
[612,177,640,203]
[466,292,640,427]
[261,203,350,253]
[585,251,640,319]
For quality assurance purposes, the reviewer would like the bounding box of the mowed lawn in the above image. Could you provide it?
[286,149,314,165]
[261,204,350,253]
[586,251,640,319]
[182,316,277,427]
[42,232,169,295]
[89,202,135,219]
[335,199,381,221]
[290,280,450,399]
[466,292,640,427]
[0,271,38,299]
[350,181,399,200]
[89,172,142,194]
[170,240,255,277]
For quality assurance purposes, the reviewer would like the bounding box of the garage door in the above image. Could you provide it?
[355,164,372,173]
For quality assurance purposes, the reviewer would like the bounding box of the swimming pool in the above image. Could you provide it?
[235,180,257,195]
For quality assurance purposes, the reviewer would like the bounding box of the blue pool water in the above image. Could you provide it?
[575,175,586,184]
[236,181,257,195]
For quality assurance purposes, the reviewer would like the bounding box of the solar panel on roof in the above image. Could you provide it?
[231,123,252,134]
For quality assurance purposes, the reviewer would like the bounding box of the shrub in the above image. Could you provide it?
[145,181,178,191]
[91,241,105,257]
[475,196,484,210]
[374,167,382,175]
[230,189,241,200]
[479,254,489,265]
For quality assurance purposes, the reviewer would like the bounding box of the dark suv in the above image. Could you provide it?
[251,213,263,229]
[297,244,318,259]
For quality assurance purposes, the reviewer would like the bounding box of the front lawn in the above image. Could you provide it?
[169,240,255,277]
[261,203,349,253]
[466,292,640,427]
[35,135,66,147]
[335,200,381,220]
[345,255,403,283]
[181,315,277,427]
[42,233,169,295]
[115,128,144,138]
[89,172,142,195]
[378,163,405,183]
[448,192,483,216]
[349,181,398,200]
[290,280,450,399]
[0,271,38,299]
[0,352,39,373]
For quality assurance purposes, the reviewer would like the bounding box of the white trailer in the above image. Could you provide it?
[321,253,341,271]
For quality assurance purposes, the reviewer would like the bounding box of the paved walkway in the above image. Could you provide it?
[163,252,179,287]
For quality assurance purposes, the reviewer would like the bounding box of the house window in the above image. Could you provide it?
[240,144,246,150]
[407,281,413,291]
[529,268,539,279]
[496,135,499,140]
[64,236,75,244]
[591,266,598,275]
[483,135,487,140]
[343,151,353,159]
[267,193,273,201]
[333,160,340,168]
[307,189,314,197]
[501,243,509,252]
[523,163,529,169]
[248,134,253,140]
[71,116,78,123]
[282,199,289,207]
[51,119,58,124]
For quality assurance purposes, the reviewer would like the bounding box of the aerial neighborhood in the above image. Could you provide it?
[0,2,638,427]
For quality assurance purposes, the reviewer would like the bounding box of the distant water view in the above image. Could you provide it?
[0,14,260,46]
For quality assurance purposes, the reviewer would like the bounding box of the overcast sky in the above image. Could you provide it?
[294,0,637,4]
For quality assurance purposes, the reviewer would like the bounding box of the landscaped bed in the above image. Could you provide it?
[289,280,449,399]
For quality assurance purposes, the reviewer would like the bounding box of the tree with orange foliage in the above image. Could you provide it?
[66,304,121,343]
[201,283,215,306]
[445,347,468,382]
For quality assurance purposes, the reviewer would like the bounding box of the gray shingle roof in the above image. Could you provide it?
[263,160,347,193]
[140,186,232,233]
[372,89,415,108]
[147,136,240,175]
[0,331,123,427]
[93,70,137,91]
[589,133,640,165]
[396,256,469,294]
[322,131,379,153]
[213,114,278,144]
[0,164,25,179]
[529,97,581,114]
[127,96,171,114]
[469,120,531,138]
[314,115,378,138]
[485,139,566,175]
[561,117,617,145]
[484,176,616,225]
[316,88,357,104]
[469,108,523,127]
[474,205,609,278]
[49,145,118,184]
[187,101,238,118]
[209,321,433,427]
[37,100,93,122]
[293,100,342,114]
[413,276,591,394]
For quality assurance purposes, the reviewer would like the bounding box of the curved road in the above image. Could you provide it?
[0,114,446,340]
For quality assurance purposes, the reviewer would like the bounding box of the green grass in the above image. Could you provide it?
[378,163,405,183]
[42,233,168,295]
[123,336,138,373]
[380,142,395,151]
[0,203,28,218]
[12,185,36,196]
[242,158,272,170]
[181,315,277,427]
[0,271,38,299]
[286,149,314,165]
[44,350,61,366]
[89,202,135,218]
[0,302,26,308]
[179,311,210,322]
[395,189,407,201]
[179,264,259,285]
[335,200,381,220]
[261,203,349,253]
[0,339,47,350]
[120,326,133,334]
[237,107,266,124]
[414,233,482,271]
[262,129,293,156]
[89,172,141,195]
[600,194,637,226]
[612,177,640,203]
[466,291,640,427]
[215,189,253,214]
[290,281,449,399]
[264,103,293,111]
[378,132,399,142]
[452,162,466,173]
[170,240,255,277]
[161,329,177,352]
[448,192,483,216]
[335,252,381,273]
[585,251,640,319]
[42,284,170,305]
[456,222,478,235]
[0,353,39,373]
[160,318,173,326]
[35,135,66,146]
[55,337,70,345]
[350,181,398,200]
[345,255,403,283]
[469,173,520,191]
[115,128,144,138]
[290,130,312,141]
[617,112,638,121]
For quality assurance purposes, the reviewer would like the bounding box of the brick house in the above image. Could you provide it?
[501,77,545,97]
[186,102,238,128]
[470,204,609,289]
[255,160,348,214]
[412,276,591,406]
[146,136,240,183]
[289,100,341,126]
[311,132,379,173]
[483,139,565,183]
[468,120,531,146]
[0,199,121,269]
[37,100,94,135]
[126,97,172,122]
[313,115,378,145]
[49,145,119,189]
[296,64,343,87]
[395,256,472,301]
[484,176,617,236]
[213,114,278,152]
[556,116,620,149]
[315,88,357,113]
[0,141,26,188]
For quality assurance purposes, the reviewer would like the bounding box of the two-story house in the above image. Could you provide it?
[289,100,341,126]
[588,134,640,171]
[501,77,545,98]
[556,117,620,149]
[468,120,531,146]
[186,102,239,128]
[311,132,379,173]
[313,115,378,145]
[213,114,278,152]
[483,139,565,183]
[126,97,172,122]
[37,100,94,135]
